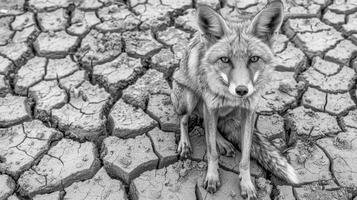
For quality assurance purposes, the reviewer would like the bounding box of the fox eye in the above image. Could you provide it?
[220,57,230,63]
[249,56,260,63]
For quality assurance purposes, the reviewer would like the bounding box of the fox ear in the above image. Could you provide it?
[197,5,228,40]
[249,0,284,44]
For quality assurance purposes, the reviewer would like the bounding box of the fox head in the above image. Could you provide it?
[197,0,284,100]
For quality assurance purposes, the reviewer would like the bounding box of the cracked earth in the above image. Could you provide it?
[0,0,357,199]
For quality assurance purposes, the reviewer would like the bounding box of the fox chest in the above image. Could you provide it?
[218,107,235,117]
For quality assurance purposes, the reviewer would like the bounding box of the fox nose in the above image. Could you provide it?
[235,85,248,96]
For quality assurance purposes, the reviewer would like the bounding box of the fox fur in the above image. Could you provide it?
[170,0,299,199]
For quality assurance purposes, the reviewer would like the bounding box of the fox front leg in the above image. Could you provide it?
[177,114,191,158]
[239,107,257,199]
[203,104,221,193]
[171,81,198,159]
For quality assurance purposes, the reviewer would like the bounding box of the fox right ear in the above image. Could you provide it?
[197,5,228,40]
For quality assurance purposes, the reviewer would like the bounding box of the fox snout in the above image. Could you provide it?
[221,69,255,98]
[227,81,254,97]
[235,85,248,96]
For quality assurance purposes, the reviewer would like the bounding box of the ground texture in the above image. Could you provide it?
[0,0,357,199]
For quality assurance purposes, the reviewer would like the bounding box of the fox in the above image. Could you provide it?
[170,0,299,199]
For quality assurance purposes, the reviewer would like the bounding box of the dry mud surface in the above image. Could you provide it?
[1,0,357,199]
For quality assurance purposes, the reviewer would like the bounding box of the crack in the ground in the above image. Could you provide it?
[315,142,341,188]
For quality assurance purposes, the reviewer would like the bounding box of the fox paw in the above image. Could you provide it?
[204,171,221,193]
[239,176,257,200]
[217,136,236,157]
[177,139,191,159]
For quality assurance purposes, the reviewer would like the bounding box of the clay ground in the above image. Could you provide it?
[0,0,357,199]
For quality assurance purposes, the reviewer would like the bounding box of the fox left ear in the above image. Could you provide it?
[249,0,284,44]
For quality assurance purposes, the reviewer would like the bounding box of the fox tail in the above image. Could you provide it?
[251,131,299,184]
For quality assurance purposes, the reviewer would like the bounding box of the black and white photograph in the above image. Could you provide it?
[0,0,356,199]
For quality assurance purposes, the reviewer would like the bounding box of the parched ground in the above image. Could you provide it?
[0,0,357,199]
